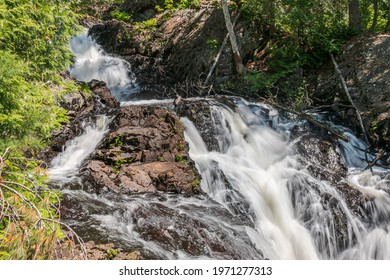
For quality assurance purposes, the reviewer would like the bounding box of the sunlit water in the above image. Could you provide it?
[48,32,390,260]
[48,115,111,185]
[69,30,138,101]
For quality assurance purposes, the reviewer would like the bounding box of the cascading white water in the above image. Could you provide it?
[183,104,320,259]
[69,30,138,101]
[48,115,111,184]
[183,100,390,260]
[50,32,390,260]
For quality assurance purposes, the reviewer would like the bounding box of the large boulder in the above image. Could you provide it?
[84,105,201,195]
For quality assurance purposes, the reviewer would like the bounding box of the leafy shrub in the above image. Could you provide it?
[155,0,200,12]
[111,8,132,21]
[0,149,84,259]
[0,0,83,259]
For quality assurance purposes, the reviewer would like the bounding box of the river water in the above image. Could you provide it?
[48,32,390,260]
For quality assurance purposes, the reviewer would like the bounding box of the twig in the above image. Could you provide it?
[330,54,369,144]
[41,217,87,260]
[260,97,350,142]
[0,183,44,228]
[364,149,386,171]
[0,187,5,221]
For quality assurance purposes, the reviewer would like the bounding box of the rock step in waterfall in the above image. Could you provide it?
[47,31,390,260]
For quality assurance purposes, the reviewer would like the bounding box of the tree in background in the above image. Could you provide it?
[349,0,363,32]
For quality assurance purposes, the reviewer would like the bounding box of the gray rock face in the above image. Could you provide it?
[88,5,267,89]
[307,34,390,148]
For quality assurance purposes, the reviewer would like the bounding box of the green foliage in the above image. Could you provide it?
[111,8,132,22]
[244,70,288,92]
[240,0,352,95]
[0,0,80,81]
[0,0,82,259]
[360,0,390,31]
[157,156,165,162]
[113,157,134,173]
[110,134,125,148]
[155,0,200,12]
[243,0,349,68]
[0,0,80,151]
[134,18,158,33]
[0,51,69,151]
[0,150,77,259]
[206,39,219,50]
[106,248,118,259]
[175,154,187,163]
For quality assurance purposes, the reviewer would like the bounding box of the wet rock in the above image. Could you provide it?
[56,240,141,260]
[291,121,369,249]
[132,202,263,259]
[89,80,120,111]
[84,105,201,195]
[39,80,119,163]
[293,122,347,184]
[296,137,346,183]
[121,0,160,21]
[176,99,219,151]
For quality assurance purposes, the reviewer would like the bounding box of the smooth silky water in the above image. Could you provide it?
[47,32,390,259]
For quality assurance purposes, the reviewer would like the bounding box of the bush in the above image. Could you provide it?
[0,0,83,259]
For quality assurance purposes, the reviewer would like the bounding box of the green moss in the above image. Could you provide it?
[106,248,118,259]
[175,154,187,163]
[113,157,134,173]
[157,156,165,162]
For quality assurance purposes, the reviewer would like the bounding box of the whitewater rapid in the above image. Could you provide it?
[47,31,390,260]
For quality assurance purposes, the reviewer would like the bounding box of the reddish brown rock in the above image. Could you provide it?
[85,105,201,195]
[39,80,119,163]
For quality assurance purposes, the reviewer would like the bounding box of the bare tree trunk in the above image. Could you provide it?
[349,0,362,32]
[221,0,244,75]
[370,0,379,32]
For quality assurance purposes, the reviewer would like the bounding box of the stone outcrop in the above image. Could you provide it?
[39,80,119,163]
[307,34,390,149]
[88,5,268,91]
[84,105,201,195]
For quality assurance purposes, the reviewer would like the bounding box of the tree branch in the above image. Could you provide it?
[330,54,369,144]
[204,11,241,86]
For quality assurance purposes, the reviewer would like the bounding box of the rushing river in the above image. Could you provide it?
[48,31,390,260]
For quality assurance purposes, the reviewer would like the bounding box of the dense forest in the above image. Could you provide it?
[0,0,389,259]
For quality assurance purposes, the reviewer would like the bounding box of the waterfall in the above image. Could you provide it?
[182,100,390,259]
[48,32,390,260]
[69,30,138,101]
[48,115,111,184]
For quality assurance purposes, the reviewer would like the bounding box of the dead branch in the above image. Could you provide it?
[330,54,369,144]
[0,182,44,228]
[204,11,241,86]
[260,98,350,142]
[364,148,387,171]
[221,0,244,75]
